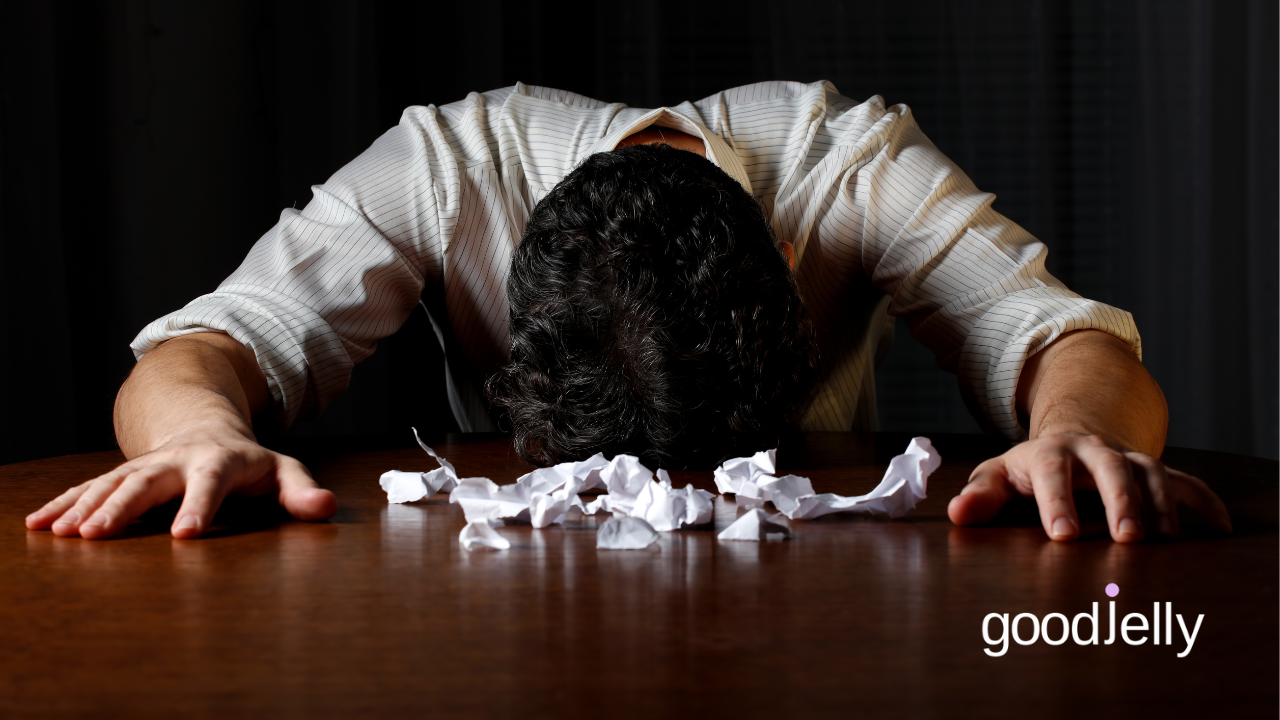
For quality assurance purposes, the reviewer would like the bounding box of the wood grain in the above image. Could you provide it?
[1,432,1275,719]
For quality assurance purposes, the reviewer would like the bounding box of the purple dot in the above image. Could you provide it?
[1105,583,1119,597]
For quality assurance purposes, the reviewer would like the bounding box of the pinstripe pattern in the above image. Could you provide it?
[132,81,1140,441]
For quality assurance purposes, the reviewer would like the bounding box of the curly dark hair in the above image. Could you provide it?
[485,143,817,469]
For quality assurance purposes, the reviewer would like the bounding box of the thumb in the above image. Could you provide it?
[948,458,1012,526]
[275,455,338,521]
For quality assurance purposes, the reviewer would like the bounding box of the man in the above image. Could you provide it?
[26,81,1230,543]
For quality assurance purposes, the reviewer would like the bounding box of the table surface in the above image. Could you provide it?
[1,432,1276,719]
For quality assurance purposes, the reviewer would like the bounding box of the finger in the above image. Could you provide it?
[1075,438,1144,542]
[1025,445,1081,541]
[51,474,129,537]
[1126,452,1178,538]
[78,467,186,539]
[27,481,95,530]
[1168,468,1233,533]
[275,455,337,521]
[948,458,1013,526]
[30,462,140,529]
[170,467,232,539]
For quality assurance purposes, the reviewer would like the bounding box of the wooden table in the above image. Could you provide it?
[1,432,1276,718]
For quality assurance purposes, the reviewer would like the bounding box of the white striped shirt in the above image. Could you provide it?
[131,80,1140,441]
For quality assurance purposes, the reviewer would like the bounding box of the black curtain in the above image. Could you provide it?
[2,0,1275,465]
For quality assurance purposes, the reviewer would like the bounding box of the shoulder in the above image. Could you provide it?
[692,80,907,140]
[505,82,616,110]
[694,79,831,108]
[398,83,621,127]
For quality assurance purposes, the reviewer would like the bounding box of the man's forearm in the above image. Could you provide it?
[114,333,270,458]
[29,331,331,540]
[1016,330,1168,455]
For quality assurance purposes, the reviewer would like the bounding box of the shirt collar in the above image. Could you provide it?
[586,107,754,196]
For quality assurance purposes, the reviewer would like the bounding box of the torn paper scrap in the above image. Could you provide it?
[710,447,786,506]
[452,480,538,525]
[376,427,465,504]
[718,509,793,541]
[396,441,708,533]
[592,454,656,517]
[449,455,613,528]
[380,470,430,504]
[381,429,500,506]
[712,437,940,520]
[631,470,715,531]
[380,465,463,504]
[515,453,608,495]
[459,520,511,551]
[455,452,714,531]
[580,494,612,516]
[772,437,940,520]
[713,448,777,504]
[596,516,660,549]
[411,427,461,492]
[529,492,573,528]
[756,474,814,504]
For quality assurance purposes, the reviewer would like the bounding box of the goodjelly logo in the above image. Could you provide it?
[982,584,1204,658]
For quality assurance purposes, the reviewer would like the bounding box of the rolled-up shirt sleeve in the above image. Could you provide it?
[830,103,1141,441]
[131,103,459,428]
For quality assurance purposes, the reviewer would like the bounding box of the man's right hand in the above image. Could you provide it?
[25,432,335,539]
[24,332,337,539]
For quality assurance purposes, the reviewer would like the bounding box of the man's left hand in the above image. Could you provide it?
[948,431,1232,542]
[947,330,1232,542]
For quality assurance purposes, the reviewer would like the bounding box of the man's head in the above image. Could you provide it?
[486,143,817,469]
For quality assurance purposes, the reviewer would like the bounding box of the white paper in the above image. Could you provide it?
[459,519,511,551]
[596,516,660,549]
[449,451,713,531]
[449,453,618,528]
[710,448,787,507]
[580,494,612,516]
[452,481,538,524]
[384,436,724,540]
[411,427,461,494]
[778,437,939,519]
[717,508,793,541]
[712,449,777,505]
[712,437,940,520]
[631,470,715,531]
[379,470,430,504]
[592,454,655,517]
[515,453,608,495]
[379,430,466,503]
[529,492,573,528]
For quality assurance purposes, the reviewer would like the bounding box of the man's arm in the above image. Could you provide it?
[948,329,1231,541]
[26,333,336,539]
[790,95,1226,542]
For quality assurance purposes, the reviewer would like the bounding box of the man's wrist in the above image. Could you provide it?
[1029,395,1165,456]
[116,386,259,459]
[146,418,259,454]
[1020,331,1168,457]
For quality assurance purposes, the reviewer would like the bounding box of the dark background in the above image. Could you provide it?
[2,0,1276,465]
